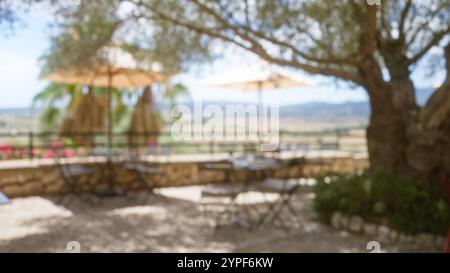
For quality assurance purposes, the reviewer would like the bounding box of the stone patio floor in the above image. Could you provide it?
[0,185,431,253]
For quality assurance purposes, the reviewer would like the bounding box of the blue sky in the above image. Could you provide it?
[0,10,444,108]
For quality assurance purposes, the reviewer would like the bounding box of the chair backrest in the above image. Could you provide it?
[52,146,73,182]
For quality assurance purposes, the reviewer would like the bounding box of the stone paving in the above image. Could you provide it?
[0,186,433,253]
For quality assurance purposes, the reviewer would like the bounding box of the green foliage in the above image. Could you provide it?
[6,1,450,80]
[164,83,190,108]
[32,83,83,129]
[40,1,121,75]
[313,171,450,235]
[33,83,130,130]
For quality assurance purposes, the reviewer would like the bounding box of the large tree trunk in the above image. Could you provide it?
[360,55,414,175]
[410,45,450,182]
[366,45,450,182]
[367,83,450,180]
[366,78,415,175]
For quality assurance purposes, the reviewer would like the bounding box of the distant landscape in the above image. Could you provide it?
[0,88,434,134]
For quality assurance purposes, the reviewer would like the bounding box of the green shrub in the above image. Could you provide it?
[313,171,450,235]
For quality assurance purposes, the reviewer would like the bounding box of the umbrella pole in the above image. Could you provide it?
[107,69,114,188]
[257,84,262,146]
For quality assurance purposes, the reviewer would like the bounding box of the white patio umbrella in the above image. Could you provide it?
[206,69,311,106]
[205,68,311,141]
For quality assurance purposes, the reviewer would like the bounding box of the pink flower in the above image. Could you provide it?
[0,143,13,153]
[42,149,55,159]
[78,147,87,156]
[0,144,13,159]
[63,149,77,157]
[51,140,64,149]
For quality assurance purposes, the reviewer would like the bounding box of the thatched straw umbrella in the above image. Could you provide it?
[61,87,106,145]
[44,47,167,155]
[128,85,161,148]
[43,47,167,190]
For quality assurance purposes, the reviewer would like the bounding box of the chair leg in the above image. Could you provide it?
[56,180,79,207]
[284,199,305,228]
[56,194,71,208]
[123,176,141,201]
[56,192,67,206]
[260,197,289,232]
[269,191,304,231]
[135,172,155,193]
[257,192,283,227]
[138,174,155,203]
[214,195,238,229]
[256,189,302,232]
[200,196,210,226]
[240,203,258,229]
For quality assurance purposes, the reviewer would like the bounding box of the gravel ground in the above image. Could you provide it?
[0,186,431,253]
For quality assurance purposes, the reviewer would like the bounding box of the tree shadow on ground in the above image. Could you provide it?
[0,189,427,253]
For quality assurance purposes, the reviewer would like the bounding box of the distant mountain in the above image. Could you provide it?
[280,101,369,121]
[161,100,370,123]
[0,87,436,131]
[0,108,40,132]
[278,87,435,122]
[0,107,38,116]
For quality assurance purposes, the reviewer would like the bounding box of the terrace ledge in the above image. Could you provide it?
[0,150,367,171]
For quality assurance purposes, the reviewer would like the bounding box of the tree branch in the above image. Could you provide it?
[408,26,450,65]
[364,4,378,56]
[188,0,360,69]
[398,0,412,41]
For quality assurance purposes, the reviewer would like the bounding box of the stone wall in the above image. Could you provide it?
[330,212,446,251]
[0,155,368,198]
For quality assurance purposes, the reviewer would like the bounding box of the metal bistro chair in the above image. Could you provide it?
[122,150,161,197]
[251,157,306,231]
[201,182,252,229]
[252,178,304,232]
[200,156,281,230]
[200,161,255,230]
[53,147,97,206]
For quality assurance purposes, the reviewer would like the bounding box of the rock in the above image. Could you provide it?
[340,215,349,229]
[16,174,27,184]
[45,182,64,195]
[363,224,378,236]
[23,182,44,196]
[398,233,408,243]
[0,175,21,186]
[331,212,343,229]
[2,184,23,197]
[349,216,364,233]
[415,233,435,249]
[404,234,415,243]
[377,226,391,242]
[389,230,399,242]
[42,172,59,185]
[434,236,446,251]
